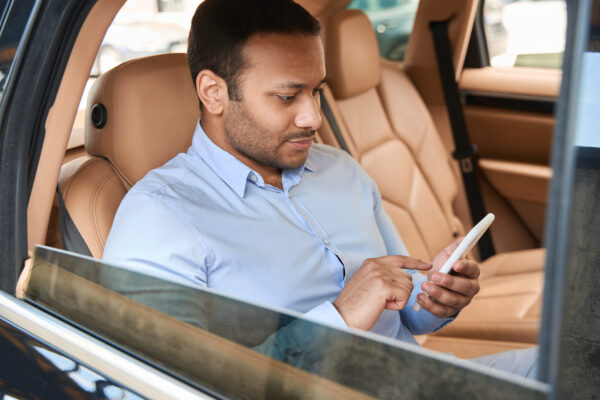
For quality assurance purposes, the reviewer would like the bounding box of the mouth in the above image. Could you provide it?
[286,133,315,151]
[287,138,313,151]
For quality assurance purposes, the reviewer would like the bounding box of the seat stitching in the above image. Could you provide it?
[89,168,121,255]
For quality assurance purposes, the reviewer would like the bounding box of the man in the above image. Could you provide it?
[102,0,535,377]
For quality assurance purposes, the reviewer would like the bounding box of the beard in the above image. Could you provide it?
[223,100,313,171]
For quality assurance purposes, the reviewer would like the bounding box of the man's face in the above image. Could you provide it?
[223,33,326,171]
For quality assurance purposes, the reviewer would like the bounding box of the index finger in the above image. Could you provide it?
[376,255,433,271]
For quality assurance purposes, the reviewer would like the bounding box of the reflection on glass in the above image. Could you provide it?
[22,246,548,399]
[32,344,144,399]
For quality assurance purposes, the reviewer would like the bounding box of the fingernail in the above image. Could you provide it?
[422,282,432,293]
[431,274,441,283]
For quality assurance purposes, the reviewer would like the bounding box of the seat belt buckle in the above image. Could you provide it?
[452,144,478,174]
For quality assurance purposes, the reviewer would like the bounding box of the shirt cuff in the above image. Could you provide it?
[302,301,349,330]
[402,275,456,334]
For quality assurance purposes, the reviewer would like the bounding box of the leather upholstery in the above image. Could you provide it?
[322,9,545,346]
[59,157,127,258]
[325,9,381,100]
[86,53,199,187]
[59,53,200,258]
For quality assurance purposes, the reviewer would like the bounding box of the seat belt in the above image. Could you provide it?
[320,91,350,153]
[56,185,93,257]
[430,19,496,260]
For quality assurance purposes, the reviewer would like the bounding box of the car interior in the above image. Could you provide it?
[21,0,558,362]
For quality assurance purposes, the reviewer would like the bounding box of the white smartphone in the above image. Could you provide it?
[413,213,495,312]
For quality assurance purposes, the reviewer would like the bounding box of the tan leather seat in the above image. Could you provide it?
[59,53,200,258]
[321,9,543,349]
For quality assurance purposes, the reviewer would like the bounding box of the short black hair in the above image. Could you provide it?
[187,0,321,105]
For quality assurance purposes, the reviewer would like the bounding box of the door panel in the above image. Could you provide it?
[459,67,558,248]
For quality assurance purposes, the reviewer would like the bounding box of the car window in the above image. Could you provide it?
[484,0,566,68]
[22,246,548,399]
[0,0,37,103]
[348,0,566,67]
[347,0,418,61]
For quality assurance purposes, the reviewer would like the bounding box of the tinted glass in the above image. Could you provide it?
[0,0,36,103]
[347,0,418,61]
[23,246,548,399]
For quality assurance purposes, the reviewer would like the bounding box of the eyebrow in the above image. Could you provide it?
[274,76,327,90]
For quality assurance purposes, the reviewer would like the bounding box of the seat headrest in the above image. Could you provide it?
[85,53,200,187]
[325,9,381,100]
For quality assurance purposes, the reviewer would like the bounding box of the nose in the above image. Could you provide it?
[295,94,322,131]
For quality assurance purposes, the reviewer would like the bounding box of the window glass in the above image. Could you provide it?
[347,0,418,61]
[485,0,567,68]
[0,0,36,103]
[23,246,547,399]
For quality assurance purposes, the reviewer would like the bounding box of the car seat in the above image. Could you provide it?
[58,53,200,258]
[320,8,543,351]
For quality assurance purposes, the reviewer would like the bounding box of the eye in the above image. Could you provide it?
[277,95,296,102]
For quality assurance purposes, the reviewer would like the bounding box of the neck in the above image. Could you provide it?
[200,118,284,189]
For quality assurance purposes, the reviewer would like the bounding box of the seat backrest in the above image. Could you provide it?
[59,53,200,258]
[322,9,465,261]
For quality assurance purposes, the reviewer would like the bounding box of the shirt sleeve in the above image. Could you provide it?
[103,189,211,290]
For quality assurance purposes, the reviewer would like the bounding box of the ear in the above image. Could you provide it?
[196,70,227,115]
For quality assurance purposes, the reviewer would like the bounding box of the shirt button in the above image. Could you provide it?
[323,239,329,246]
[249,174,257,182]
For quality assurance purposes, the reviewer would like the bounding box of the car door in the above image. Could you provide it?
[458,0,565,253]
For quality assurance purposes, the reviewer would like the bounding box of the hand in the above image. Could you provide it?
[417,239,481,318]
[333,256,432,331]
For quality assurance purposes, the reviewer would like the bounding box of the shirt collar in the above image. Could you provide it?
[188,121,315,198]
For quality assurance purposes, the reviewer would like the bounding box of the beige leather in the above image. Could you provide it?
[479,176,538,253]
[464,106,554,166]
[27,0,125,254]
[59,53,200,258]
[86,53,199,187]
[403,0,478,104]
[321,8,545,346]
[325,9,380,100]
[400,0,538,247]
[460,67,561,98]
[416,335,536,359]
[460,71,556,250]
[480,159,551,240]
[59,157,128,258]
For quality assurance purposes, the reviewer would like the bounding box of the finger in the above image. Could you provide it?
[371,255,432,271]
[377,255,433,271]
[421,281,471,309]
[452,259,480,279]
[416,293,457,318]
[384,274,414,291]
[429,271,480,297]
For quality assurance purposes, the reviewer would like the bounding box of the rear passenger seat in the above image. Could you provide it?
[58,12,541,358]
[318,9,543,353]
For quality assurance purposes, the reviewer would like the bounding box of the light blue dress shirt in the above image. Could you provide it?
[103,122,451,343]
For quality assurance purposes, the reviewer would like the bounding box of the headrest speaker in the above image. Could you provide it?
[91,103,108,129]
